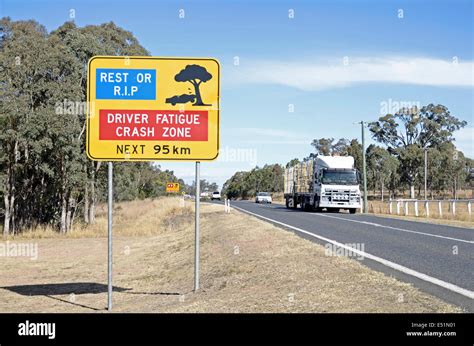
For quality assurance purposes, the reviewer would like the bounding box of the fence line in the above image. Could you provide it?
[384,199,473,218]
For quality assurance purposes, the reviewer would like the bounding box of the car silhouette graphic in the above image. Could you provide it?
[165,94,196,106]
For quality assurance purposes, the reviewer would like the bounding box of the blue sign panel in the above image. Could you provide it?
[96,68,156,100]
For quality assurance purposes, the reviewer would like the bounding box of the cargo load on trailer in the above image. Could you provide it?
[284,156,361,214]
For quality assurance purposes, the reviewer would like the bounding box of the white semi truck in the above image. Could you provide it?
[284,156,362,214]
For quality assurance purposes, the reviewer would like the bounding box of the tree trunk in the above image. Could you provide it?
[65,197,75,232]
[70,200,77,232]
[10,195,15,236]
[89,178,96,224]
[373,176,376,196]
[3,193,11,237]
[381,180,384,202]
[3,146,11,236]
[453,178,457,199]
[4,141,19,236]
[84,183,89,224]
[60,191,68,233]
[87,161,101,224]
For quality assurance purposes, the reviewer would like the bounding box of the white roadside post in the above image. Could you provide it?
[468,201,472,216]
[194,162,200,291]
[425,201,429,217]
[414,200,419,217]
[438,201,443,217]
[107,162,113,311]
[224,198,230,213]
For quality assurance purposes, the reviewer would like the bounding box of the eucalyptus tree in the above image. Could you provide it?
[369,104,466,198]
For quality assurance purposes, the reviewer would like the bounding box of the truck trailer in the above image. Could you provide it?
[284,156,362,213]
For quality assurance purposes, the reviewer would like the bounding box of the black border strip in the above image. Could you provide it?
[1,313,472,345]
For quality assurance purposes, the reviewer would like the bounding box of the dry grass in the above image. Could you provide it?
[0,198,462,313]
[272,192,284,202]
[4,197,191,240]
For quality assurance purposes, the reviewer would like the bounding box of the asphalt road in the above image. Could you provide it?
[211,200,474,311]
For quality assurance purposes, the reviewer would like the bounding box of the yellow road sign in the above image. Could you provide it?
[86,56,220,161]
[166,182,180,193]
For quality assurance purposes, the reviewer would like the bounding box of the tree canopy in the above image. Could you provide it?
[369,104,467,198]
[0,18,194,235]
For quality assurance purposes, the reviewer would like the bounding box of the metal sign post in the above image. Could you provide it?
[108,162,113,311]
[194,161,200,291]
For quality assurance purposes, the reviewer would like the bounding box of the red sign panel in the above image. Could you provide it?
[99,110,208,141]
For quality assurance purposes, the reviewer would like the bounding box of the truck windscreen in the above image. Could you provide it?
[321,170,358,185]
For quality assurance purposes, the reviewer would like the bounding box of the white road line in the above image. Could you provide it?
[231,204,474,300]
[313,213,474,244]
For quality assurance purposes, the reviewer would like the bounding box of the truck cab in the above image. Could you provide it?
[315,168,361,213]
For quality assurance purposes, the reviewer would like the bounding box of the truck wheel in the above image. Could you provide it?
[301,200,312,211]
[285,198,290,208]
[300,201,306,210]
[349,208,357,214]
[313,199,321,212]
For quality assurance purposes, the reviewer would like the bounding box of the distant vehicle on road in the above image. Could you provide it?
[255,192,272,204]
[284,156,361,214]
[211,191,221,200]
[165,94,196,106]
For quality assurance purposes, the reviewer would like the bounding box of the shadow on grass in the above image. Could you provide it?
[1,283,183,311]
[125,291,181,296]
[1,282,129,311]
[1,282,129,296]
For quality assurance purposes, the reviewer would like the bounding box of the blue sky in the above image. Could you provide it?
[2,0,473,187]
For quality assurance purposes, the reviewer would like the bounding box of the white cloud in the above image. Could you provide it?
[453,127,474,158]
[232,127,313,144]
[228,57,474,91]
[234,127,301,138]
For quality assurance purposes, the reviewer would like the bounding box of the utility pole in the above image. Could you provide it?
[453,151,458,200]
[424,149,428,200]
[360,121,368,213]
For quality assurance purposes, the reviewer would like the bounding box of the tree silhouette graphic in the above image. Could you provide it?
[174,64,213,106]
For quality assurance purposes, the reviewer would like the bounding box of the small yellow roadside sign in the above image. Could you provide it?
[86,56,220,161]
[166,183,180,193]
